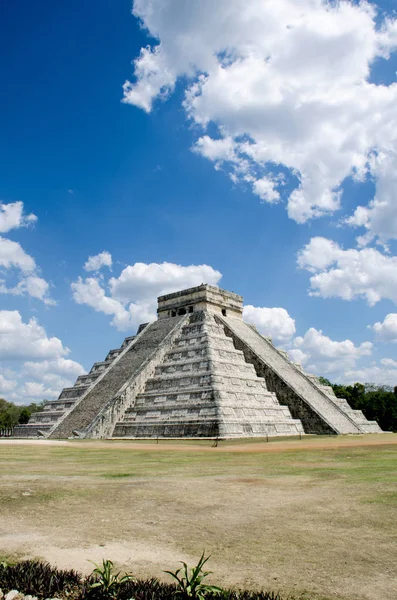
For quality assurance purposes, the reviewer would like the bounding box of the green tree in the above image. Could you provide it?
[0,398,45,429]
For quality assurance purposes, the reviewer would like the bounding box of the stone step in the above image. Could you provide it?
[104,349,122,362]
[144,371,268,393]
[125,405,293,422]
[113,419,303,439]
[134,392,283,410]
[120,336,136,349]
[135,386,214,399]
[359,421,383,433]
[174,331,236,345]
[165,345,246,362]
[153,358,257,378]
[29,412,65,424]
[42,399,76,409]
[59,386,88,399]
[89,361,109,374]
[113,420,220,438]
[12,424,53,438]
[75,373,100,386]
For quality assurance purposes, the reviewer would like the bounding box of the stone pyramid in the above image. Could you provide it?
[14,284,382,439]
[113,311,303,438]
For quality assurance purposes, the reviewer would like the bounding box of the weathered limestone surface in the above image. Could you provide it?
[16,284,383,438]
[49,317,185,439]
[85,315,188,438]
[216,315,382,434]
[12,331,144,438]
[113,311,304,438]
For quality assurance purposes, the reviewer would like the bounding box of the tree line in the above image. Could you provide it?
[0,398,44,429]
[318,379,397,432]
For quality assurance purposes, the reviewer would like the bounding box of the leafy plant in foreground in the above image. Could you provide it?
[88,559,134,598]
[164,552,222,600]
[0,559,81,598]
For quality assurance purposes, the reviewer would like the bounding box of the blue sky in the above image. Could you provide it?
[1,0,397,404]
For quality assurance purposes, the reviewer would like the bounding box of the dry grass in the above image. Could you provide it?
[0,434,397,600]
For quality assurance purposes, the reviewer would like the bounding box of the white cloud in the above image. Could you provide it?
[124,0,397,224]
[380,358,397,368]
[20,381,57,399]
[0,276,55,306]
[243,305,295,344]
[72,260,222,331]
[251,176,281,204]
[23,358,85,381]
[298,236,397,305]
[0,312,86,405]
[371,313,397,342]
[0,236,36,273]
[0,202,54,305]
[109,262,222,302]
[289,327,373,375]
[0,310,68,361]
[0,374,17,395]
[72,276,132,330]
[346,151,397,245]
[84,251,113,272]
[0,201,37,233]
[342,363,397,387]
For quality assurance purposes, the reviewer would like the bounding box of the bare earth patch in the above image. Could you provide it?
[0,435,396,600]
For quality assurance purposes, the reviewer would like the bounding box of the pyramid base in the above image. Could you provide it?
[112,419,304,438]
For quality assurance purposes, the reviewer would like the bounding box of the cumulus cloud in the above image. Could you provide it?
[243,305,295,344]
[342,362,397,387]
[72,276,132,330]
[72,260,222,331]
[109,262,222,302]
[0,236,36,273]
[251,176,281,204]
[0,275,55,306]
[371,313,397,342]
[0,202,54,305]
[0,201,37,233]
[0,311,85,404]
[23,358,85,381]
[380,358,397,368]
[298,237,397,305]
[0,374,17,395]
[84,251,113,272]
[123,0,397,224]
[345,149,397,246]
[289,327,373,375]
[0,310,68,361]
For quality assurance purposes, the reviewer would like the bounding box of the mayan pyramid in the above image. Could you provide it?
[14,285,382,439]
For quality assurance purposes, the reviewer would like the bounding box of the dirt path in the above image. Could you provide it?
[1,433,396,453]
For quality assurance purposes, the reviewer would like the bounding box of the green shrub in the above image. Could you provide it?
[87,559,134,598]
[164,553,222,600]
[0,559,81,598]
[0,559,283,600]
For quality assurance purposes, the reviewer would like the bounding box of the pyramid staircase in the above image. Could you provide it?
[12,332,141,438]
[217,315,382,435]
[113,312,304,438]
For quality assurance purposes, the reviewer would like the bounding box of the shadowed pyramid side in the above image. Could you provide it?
[216,315,382,434]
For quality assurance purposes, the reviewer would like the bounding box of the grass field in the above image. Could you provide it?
[1,435,397,600]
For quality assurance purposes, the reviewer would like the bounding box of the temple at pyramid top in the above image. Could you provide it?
[157,284,243,319]
[14,284,382,439]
